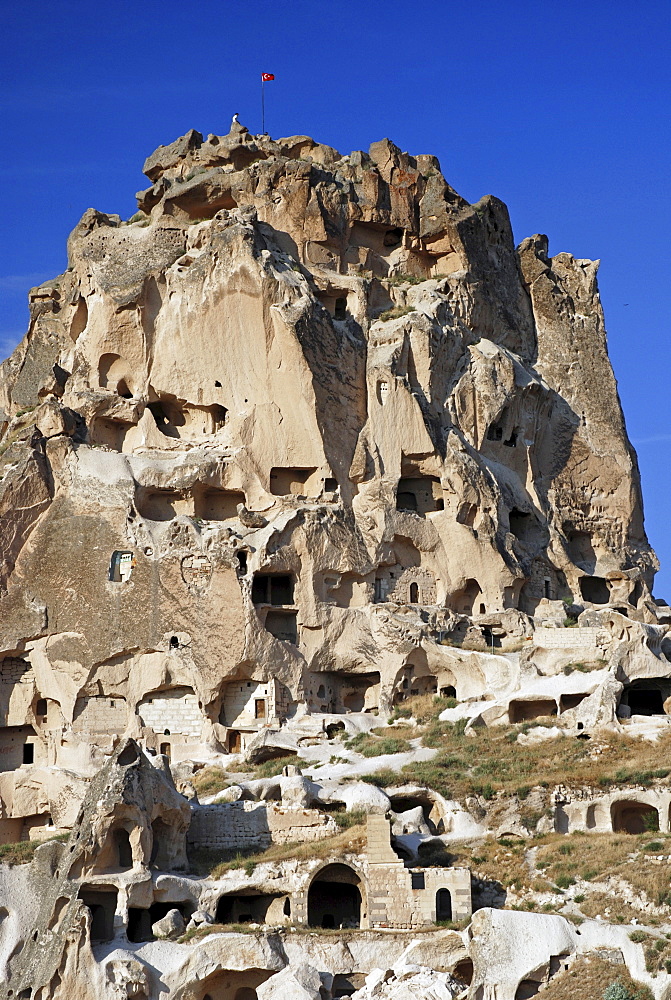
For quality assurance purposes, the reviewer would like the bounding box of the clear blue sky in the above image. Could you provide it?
[1,0,669,597]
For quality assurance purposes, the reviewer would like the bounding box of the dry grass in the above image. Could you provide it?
[459,831,671,921]
[0,834,67,866]
[346,732,413,757]
[464,837,553,893]
[192,765,231,797]
[537,832,671,910]
[403,722,671,803]
[189,823,368,880]
[390,693,456,724]
[541,955,653,1000]
[580,892,647,925]
[378,305,415,322]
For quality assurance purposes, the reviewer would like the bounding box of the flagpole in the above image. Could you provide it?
[261,77,265,134]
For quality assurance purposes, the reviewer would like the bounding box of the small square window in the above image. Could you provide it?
[411,872,425,890]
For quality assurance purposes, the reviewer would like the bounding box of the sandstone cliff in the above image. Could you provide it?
[0,123,658,769]
[0,120,667,1000]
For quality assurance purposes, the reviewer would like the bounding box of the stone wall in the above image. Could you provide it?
[222,680,276,728]
[389,568,437,606]
[138,687,201,737]
[365,816,472,927]
[533,627,604,649]
[0,726,44,772]
[367,861,472,928]
[188,801,337,850]
[0,657,33,684]
[72,696,128,733]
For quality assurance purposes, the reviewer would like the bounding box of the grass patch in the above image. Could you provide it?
[390,693,456,724]
[192,766,230,797]
[540,956,653,1000]
[360,769,400,787]
[562,660,607,674]
[123,211,151,226]
[0,834,68,866]
[346,733,412,757]
[180,922,257,943]
[378,306,415,322]
[252,756,299,778]
[406,723,671,803]
[539,833,671,913]
[464,830,671,918]
[188,824,368,880]
[332,808,367,830]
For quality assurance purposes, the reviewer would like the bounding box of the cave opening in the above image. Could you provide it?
[307,864,362,929]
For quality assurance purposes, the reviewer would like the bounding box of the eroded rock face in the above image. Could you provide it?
[0,123,657,783]
[0,739,189,1000]
[0,123,663,1000]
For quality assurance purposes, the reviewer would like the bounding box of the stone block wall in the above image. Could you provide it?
[367,860,471,928]
[389,567,437,606]
[533,627,603,649]
[188,801,336,851]
[0,658,33,684]
[365,815,472,928]
[72,696,128,733]
[137,687,201,737]
[0,657,36,727]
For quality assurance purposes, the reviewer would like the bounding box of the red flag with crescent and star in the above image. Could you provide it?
[261,73,274,81]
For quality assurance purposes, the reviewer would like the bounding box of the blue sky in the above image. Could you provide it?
[1,0,669,596]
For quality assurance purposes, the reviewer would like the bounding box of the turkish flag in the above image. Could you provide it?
[261,73,275,81]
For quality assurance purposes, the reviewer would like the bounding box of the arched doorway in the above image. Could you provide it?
[307,864,362,929]
[113,828,132,868]
[611,800,659,834]
[409,582,419,604]
[196,969,270,1000]
[436,888,452,922]
[150,818,171,867]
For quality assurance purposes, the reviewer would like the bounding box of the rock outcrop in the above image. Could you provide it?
[0,121,665,1000]
[0,122,658,780]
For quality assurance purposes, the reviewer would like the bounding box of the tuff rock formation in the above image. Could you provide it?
[0,122,668,1000]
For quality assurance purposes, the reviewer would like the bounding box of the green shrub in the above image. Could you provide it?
[334,809,367,830]
[603,983,635,1000]
[629,930,650,943]
[555,874,576,889]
